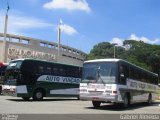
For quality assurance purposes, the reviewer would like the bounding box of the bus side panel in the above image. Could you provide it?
[117,79,158,103]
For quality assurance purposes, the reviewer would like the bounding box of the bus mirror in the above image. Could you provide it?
[1,71,5,76]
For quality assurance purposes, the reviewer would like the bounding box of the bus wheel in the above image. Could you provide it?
[123,93,130,108]
[33,89,44,101]
[77,95,80,100]
[147,93,152,105]
[22,97,30,101]
[92,101,101,108]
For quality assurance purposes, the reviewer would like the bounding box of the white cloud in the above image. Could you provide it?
[43,0,91,13]
[0,12,54,35]
[129,33,160,44]
[0,12,78,37]
[109,34,160,47]
[110,37,123,46]
[60,24,78,35]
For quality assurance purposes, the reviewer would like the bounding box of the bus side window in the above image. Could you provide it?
[119,64,127,85]
[46,67,52,75]
[60,68,66,76]
[75,70,79,78]
[53,68,58,76]
[38,66,44,74]
[66,67,74,77]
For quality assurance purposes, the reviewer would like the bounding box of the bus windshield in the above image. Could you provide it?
[4,69,20,85]
[82,62,117,84]
[4,60,23,85]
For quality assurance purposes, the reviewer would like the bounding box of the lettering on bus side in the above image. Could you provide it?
[38,75,80,84]
[128,79,156,91]
[62,77,80,84]
[138,83,146,89]
[130,81,138,88]
[46,76,60,82]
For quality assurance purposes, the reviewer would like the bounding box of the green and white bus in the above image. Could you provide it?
[79,59,159,108]
[2,59,82,101]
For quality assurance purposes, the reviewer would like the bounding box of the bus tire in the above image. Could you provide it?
[123,93,130,108]
[77,95,81,100]
[147,93,152,105]
[22,97,30,101]
[92,101,101,108]
[33,89,44,101]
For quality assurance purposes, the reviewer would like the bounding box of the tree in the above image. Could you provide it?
[87,42,125,60]
[87,40,160,82]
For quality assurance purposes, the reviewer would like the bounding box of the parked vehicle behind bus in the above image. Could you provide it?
[2,59,82,100]
[79,59,159,108]
[0,62,8,94]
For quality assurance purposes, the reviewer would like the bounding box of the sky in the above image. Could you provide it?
[0,0,160,53]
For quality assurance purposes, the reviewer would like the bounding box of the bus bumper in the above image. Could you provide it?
[2,85,31,98]
[2,89,17,96]
[80,94,119,103]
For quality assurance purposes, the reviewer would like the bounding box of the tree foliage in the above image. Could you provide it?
[87,40,160,80]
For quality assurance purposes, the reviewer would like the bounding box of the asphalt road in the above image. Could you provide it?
[0,95,160,114]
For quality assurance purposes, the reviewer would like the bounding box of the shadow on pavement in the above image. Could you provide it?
[6,98,79,102]
[85,102,160,111]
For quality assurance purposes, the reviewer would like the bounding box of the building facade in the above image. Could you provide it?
[0,33,86,66]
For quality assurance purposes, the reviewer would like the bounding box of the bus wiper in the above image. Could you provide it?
[98,72,105,85]
[97,67,105,85]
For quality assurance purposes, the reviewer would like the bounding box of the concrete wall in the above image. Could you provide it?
[0,33,86,67]
[0,41,3,62]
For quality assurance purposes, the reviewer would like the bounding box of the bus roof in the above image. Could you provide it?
[84,58,158,76]
[10,58,82,68]
[84,59,121,63]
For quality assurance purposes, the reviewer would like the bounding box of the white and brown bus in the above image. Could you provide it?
[80,59,159,108]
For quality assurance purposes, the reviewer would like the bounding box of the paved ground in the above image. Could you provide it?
[0,95,160,114]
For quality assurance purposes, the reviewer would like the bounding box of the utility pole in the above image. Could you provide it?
[57,24,61,57]
[112,43,117,59]
[57,19,63,60]
[3,2,10,62]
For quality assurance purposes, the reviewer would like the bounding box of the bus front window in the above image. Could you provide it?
[82,62,117,84]
[4,60,23,85]
[4,70,19,85]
